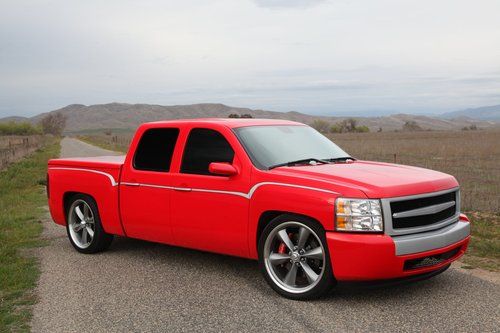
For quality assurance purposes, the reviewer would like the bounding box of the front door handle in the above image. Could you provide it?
[173,186,192,192]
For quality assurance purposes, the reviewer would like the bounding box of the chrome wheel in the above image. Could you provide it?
[68,199,95,249]
[263,221,326,294]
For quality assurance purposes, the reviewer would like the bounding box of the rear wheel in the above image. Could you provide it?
[66,194,113,254]
[258,214,335,300]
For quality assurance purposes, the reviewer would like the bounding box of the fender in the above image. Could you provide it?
[247,183,339,259]
[48,167,125,236]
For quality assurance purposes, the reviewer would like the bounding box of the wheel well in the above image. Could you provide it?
[256,211,323,246]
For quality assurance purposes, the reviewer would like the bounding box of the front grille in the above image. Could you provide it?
[391,191,457,229]
[403,247,461,270]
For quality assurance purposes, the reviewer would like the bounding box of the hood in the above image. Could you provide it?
[271,160,458,198]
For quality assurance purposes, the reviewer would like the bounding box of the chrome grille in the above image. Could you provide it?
[381,188,460,236]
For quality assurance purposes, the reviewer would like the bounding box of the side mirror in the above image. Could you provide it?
[209,162,238,176]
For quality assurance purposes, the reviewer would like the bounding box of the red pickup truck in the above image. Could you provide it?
[47,119,470,299]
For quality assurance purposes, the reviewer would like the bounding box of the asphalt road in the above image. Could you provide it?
[32,138,500,332]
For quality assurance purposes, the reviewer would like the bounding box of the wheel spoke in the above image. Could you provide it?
[75,206,85,221]
[86,226,94,238]
[277,230,295,251]
[300,262,319,284]
[297,227,310,249]
[73,223,83,232]
[303,247,323,260]
[81,228,88,244]
[83,204,90,219]
[283,263,298,286]
[269,253,290,265]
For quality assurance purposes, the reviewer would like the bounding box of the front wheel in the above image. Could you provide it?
[258,214,335,300]
[66,194,113,254]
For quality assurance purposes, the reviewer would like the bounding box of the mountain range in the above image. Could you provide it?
[1,103,498,133]
[440,105,500,121]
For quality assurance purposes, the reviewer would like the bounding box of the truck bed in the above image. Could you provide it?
[48,155,126,169]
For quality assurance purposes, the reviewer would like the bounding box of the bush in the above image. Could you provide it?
[355,125,370,133]
[0,122,42,135]
[228,114,253,118]
[329,124,342,133]
[328,118,369,133]
[402,121,423,131]
[310,120,330,133]
[462,124,478,131]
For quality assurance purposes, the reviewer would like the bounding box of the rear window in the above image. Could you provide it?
[181,128,234,175]
[133,128,179,172]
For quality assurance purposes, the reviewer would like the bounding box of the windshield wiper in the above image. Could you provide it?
[268,158,329,170]
[324,156,355,163]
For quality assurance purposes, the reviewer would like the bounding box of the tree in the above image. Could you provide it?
[402,120,422,132]
[342,118,358,132]
[240,114,253,118]
[39,112,67,136]
[310,119,330,133]
[228,114,240,118]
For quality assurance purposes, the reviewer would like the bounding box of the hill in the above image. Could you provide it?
[441,105,500,121]
[2,103,497,133]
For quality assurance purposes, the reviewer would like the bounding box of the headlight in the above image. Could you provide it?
[335,198,383,232]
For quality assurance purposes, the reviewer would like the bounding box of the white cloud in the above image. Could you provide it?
[252,0,327,9]
[0,0,499,116]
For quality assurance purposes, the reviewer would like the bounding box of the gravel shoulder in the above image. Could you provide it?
[31,138,500,332]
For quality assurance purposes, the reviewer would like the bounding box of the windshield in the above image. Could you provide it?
[233,125,350,170]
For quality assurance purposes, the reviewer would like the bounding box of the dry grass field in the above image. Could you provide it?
[330,129,500,213]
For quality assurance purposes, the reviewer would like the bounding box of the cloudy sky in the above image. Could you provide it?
[1,0,499,117]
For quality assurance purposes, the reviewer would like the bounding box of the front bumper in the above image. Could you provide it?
[326,220,470,281]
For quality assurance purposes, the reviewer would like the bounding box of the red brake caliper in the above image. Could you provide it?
[278,233,294,254]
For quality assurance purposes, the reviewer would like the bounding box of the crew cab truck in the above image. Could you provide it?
[47,119,470,299]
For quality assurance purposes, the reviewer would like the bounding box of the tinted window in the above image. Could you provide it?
[181,128,235,175]
[134,128,179,172]
[234,125,350,170]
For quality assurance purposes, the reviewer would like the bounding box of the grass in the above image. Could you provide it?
[461,212,500,271]
[0,138,60,332]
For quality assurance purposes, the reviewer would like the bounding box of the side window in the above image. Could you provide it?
[181,128,235,175]
[133,128,179,172]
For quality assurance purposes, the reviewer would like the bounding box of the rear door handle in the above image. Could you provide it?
[122,182,140,187]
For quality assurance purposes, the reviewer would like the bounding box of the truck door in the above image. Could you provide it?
[170,126,251,257]
[119,126,180,244]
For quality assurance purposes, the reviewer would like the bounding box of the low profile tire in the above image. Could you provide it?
[258,214,335,300]
[66,194,113,254]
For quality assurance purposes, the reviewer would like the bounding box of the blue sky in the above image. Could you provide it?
[1,0,499,117]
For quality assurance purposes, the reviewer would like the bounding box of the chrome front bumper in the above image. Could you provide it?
[392,221,470,255]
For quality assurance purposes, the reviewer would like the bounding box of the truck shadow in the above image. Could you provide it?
[107,235,460,303]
